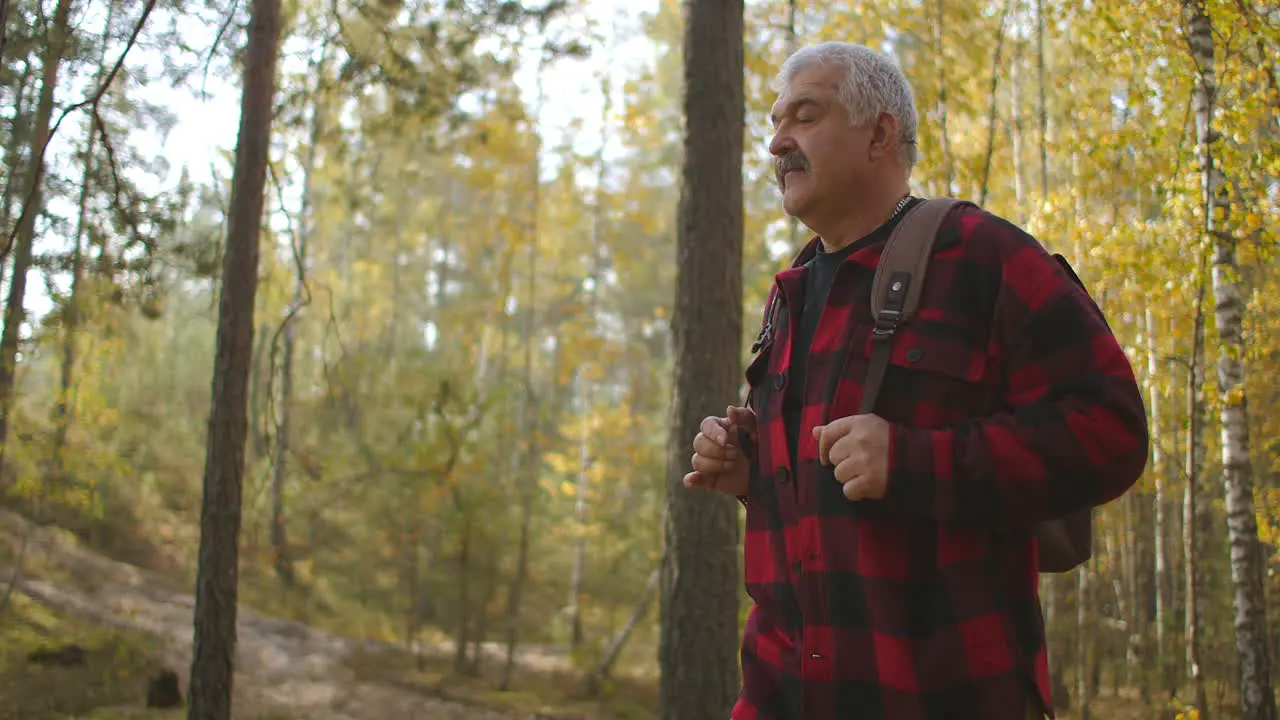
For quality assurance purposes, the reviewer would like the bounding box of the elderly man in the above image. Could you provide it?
[684,42,1148,719]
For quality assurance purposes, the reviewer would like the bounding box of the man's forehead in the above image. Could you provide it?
[771,65,842,113]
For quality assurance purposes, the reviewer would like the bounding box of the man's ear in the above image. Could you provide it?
[868,111,901,162]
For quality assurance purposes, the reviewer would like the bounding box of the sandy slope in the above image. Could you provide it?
[0,509,547,719]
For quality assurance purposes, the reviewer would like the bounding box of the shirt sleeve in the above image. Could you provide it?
[881,217,1150,529]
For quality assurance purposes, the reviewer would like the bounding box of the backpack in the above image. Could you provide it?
[864,197,1093,574]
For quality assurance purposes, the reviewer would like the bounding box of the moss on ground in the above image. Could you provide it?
[342,644,659,720]
[0,592,172,720]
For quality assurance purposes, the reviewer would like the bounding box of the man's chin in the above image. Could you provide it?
[780,192,806,218]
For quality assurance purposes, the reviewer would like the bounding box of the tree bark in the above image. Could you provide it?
[568,74,613,653]
[977,0,1012,206]
[186,0,284,714]
[1035,0,1049,199]
[271,35,330,587]
[499,50,546,692]
[785,0,801,246]
[1076,562,1092,720]
[52,1,113,479]
[1185,3,1276,717]
[0,60,32,287]
[1009,24,1025,211]
[933,0,954,194]
[0,0,74,486]
[584,565,660,697]
[1185,276,1209,718]
[659,0,744,716]
[1145,307,1173,699]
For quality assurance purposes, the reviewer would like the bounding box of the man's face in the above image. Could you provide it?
[768,64,871,221]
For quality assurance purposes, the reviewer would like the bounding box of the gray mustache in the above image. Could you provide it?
[776,152,810,185]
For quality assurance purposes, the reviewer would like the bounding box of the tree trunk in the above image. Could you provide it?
[977,0,1012,206]
[0,0,74,486]
[568,371,590,651]
[0,59,32,286]
[1145,307,1173,700]
[1076,562,1092,720]
[1009,25,1025,211]
[933,0,954,194]
[469,551,499,676]
[1185,273,1208,718]
[499,53,546,692]
[186,0,283,714]
[569,77,613,653]
[1035,0,1049,199]
[584,565,660,697]
[270,36,330,587]
[52,0,113,479]
[659,0,744,716]
[453,502,473,674]
[785,0,802,246]
[1185,3,1276,717]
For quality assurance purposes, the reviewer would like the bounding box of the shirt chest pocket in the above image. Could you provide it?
[850,318,1000,428]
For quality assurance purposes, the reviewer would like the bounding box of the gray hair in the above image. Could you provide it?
[773,42,919,173]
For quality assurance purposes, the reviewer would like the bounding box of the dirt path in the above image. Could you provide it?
[0,510,546,719]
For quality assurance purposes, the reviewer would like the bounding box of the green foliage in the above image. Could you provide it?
[0,594,166,720]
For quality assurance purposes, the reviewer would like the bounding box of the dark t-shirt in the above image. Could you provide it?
[781,198,922,468]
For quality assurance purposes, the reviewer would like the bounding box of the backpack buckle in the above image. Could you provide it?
[872,309,901,337]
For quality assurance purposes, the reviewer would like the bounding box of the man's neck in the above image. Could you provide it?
[813,186,911,253]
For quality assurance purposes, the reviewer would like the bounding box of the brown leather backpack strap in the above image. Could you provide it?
[860,197,973,415]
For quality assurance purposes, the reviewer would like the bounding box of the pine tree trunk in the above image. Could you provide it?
[1185,3,1276,717]
[659,0,745,715]
[0,61,31,268]
[0,0,74,486]
[53,0,113,479]
[186,0,283,714]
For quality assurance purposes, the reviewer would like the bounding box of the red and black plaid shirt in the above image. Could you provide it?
[734,205,1148,719]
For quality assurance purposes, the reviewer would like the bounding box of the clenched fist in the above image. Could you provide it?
[684,406,757,497]
[812,414,890,501]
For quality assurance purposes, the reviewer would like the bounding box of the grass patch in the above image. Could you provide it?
[0,592,170,720]
[343,644,659,720]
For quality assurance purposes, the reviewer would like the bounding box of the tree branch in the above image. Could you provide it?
[200,0,243,101]
[93,109,154,254]
[0,0,159,263]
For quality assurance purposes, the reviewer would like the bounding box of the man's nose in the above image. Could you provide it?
[768,131,793,157]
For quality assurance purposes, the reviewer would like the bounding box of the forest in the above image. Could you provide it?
[0,0,1276,718]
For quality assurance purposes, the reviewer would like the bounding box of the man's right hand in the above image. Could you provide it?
[684,405,757,497]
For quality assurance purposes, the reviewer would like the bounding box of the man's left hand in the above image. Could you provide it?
[812,414,890,501]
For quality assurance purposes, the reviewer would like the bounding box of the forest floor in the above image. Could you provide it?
[0,507,1179,720]
[0,508,654,720]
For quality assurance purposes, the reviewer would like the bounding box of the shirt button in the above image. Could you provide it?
[772,371,786,390]
[906,347,923,363]
[774,466,790,484]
